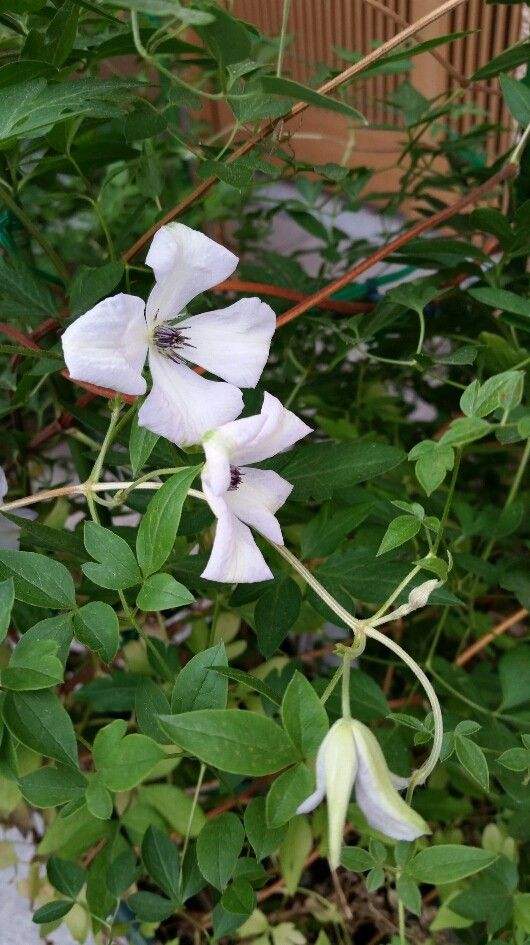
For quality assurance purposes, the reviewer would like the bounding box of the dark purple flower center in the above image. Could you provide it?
[229,466,243,491]
[152,324,194,363]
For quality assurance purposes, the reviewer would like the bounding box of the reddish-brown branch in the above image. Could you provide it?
[122,0,470,263]
[455,608,528,667]
[275,164,517,328]
[218,279,372,314]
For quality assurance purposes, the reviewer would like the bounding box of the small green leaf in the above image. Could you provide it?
[171,643,228,713]
[221,878,256,916]
[254,575,301,657]
[377,515,421,556]
[136,572,194,611]
[47,856,86,899]
[127,891,174,921]
[86,776,113,820]
[73,601,120,663]
[129,414,159,475]
[83,523,141,590]
[340,846,376,872]
[244,797,287,861]
[1,637,63,690]
[69,262,124,316]
[455,735,490,791]
[0,551,75,609]
[136,467,200,578]
[281,672,328,757]
[0,578,14,641]
[142,826,179,900]
[396,875,422,916]
[33,900,73,924]
[266,764,314,828]
[500,73,530,125]
[497,747,530,772]
[93,719,165,790]
[260,75,366,122]
[4,690,78,768]
[18,765,86,808]
[197,813,244,890]
[409,845,496,884]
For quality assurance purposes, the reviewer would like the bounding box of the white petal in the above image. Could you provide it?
[145,223,238,322]
[179,298,276,387]
[324,719,358,870]
[232,392,312,466]
[224,467,291,544]
[139,350,243,446]
[351,720,430,841]
[0,515,21,550]
[202,411,271,496]
[61,294,148,395]
[296,725,331,815]
[201,510,273,584]
[0,468,7,504]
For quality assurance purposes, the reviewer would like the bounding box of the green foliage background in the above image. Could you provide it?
[1,0,530,942]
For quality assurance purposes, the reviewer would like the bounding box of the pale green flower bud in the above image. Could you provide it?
[297,717,430,869]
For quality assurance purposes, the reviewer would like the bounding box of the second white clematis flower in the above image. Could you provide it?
[297,718,430,870]
[61,223,276,446]
[200,393,311,583]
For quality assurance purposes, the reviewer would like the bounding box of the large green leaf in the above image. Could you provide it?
[159,710,298,775]
[269,441,404,501]
[0,550,76,609]
[409,845,496,884]
[4,689,78,768]
[136,467,200,578]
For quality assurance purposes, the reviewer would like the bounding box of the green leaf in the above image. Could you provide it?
[129,415,159,476]
[396,875,422,916]
[0,551,75,609]
[171,642,228,713]
[301,503,373,558]
[244,797,288,860]
[4,690,78,768]
[135,678,171,744]
[281,672,328,757]
[260,75,366,122]
[266,764,314,829]
[455,735,490,791]
[93,719,165,790]
[158,709,298,775]
[85,776,113,821]
[136,572,194,611]
[254,576,301,658]
[69,262,124,316]
[196,5,251,66]
[16,614,73,666]
[340,847,376,872]
[500,73,530,125]
[460,370,524,418]
[499,646,530,710]
[409,845,496,884]
[1,637,64,690]
[279,816,312,895]
[272,441,404,501]
[83,522,141,590]
[473,41,530,80]
[106,850,138,898]
[439,417,492,447]
[409,440,454,497]
[377,515,421,556]
[0,254,56,321]
[497,747,530,771]
[47,856,86,899]
[138,783,206,837]
[221,878,256,917]
[33,900,73,924]
[18,765,86,808]
[196,812,244,890]
[127,891,174,922]
[142,826,179,900]
[209,666,281,706]
[0,578,14,641]
[469,286,530,320]
[73,601,120,663]
[136,467,200,578]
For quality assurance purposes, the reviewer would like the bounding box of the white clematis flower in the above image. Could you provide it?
[201,393,311,583]
[61,223,276,446]
[297,717,430,869]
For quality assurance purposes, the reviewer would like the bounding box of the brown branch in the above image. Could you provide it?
[455,608,528,667]
[122,0,471,263]
[275,163,516,328]
[218,279,372,314]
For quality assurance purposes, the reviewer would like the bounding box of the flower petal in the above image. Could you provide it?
[351,720,430,841]
[139,350,243,446]
[224,467,292,544]
[179,298,276,387]
[0,468,7,505]
[201,510,273,584]
[296,724,332,815]
[202,392,311,495]
[324,719,358,870]
[232,392,312,466]
[145,223,238,322]
[61,294,148,395]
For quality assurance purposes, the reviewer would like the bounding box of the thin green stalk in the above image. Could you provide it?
[276,0,291,77]
[319,664,344,706]
[341,651,352,719]
[432,448,462,555]
[180,762,206,890]
[398,890,406,945]
[0,181,69,282]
